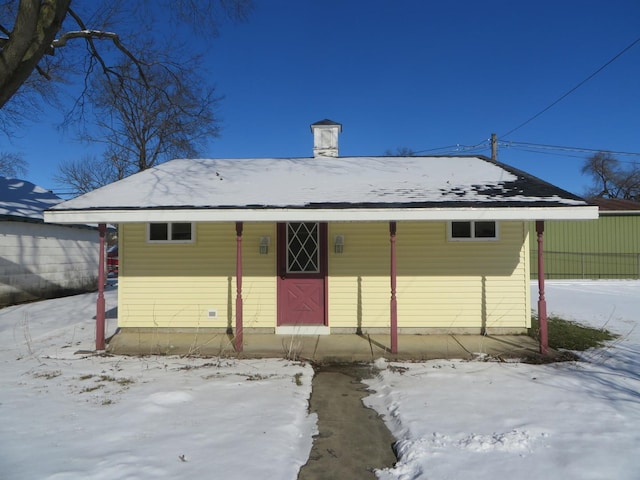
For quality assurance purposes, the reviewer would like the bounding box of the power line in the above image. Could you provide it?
[499,140,640,157]
[507,147,587,160]
[412,144,460,154]
[406,138,640,164]
[500,33,640,139]
[498,141,640,165]
[413,140,490,155]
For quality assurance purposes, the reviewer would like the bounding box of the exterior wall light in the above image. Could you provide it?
[259,236,270,255]
[334,235,345,254]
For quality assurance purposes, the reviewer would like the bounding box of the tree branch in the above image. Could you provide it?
[55,7,148,86]
[35,64,52,80]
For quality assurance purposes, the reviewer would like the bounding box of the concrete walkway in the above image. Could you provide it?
[107,331,545,362]
[298,364,397,480]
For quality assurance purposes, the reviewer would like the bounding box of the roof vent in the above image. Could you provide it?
[310,119,342,158]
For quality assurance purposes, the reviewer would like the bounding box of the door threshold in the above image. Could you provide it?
[276,325,330,336]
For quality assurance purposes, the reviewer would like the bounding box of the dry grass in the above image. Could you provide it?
[529,316,618,351]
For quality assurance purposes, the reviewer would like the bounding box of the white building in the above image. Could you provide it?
[0,177,99,306]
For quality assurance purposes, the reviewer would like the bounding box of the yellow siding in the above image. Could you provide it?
[328,221,530,330]
[328,223,391,328]
[119,220,529,332]
[118,223,276,328]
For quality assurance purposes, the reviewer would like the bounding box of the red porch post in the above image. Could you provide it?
[235,222,244,352]
[96,223,106,351]
[390,221,398,354]
[536,220,548,355]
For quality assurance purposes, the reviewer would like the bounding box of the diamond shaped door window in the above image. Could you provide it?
[287,222,319,273]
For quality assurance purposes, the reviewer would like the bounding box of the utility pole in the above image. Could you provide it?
[491,133,498,161]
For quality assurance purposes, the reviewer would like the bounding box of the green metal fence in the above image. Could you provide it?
[530,250,640,279]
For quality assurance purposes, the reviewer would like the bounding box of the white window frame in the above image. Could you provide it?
[147,222,195,244]
[448,221,499,242]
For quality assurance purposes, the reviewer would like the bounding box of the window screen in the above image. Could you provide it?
[171,223,192,241]
[149,223,169,241]
[451,221,472,238]
[449,221,497,241]
[148,223,193,242]
[474,222,496,238]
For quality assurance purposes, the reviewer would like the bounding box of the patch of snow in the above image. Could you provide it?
[367,280,640,480]
[0,288,316,480]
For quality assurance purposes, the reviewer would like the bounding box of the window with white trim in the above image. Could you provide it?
[147,222,194,243]
[448,221,498,241]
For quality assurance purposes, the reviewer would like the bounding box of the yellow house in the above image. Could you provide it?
[45,120,597,354]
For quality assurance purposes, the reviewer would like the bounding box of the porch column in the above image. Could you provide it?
[235,222,244,352]
[536,220,548,355]
[390,221,398,354]
[96,223,106,351]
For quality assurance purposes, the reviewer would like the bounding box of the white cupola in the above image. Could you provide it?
[310,119,342,158]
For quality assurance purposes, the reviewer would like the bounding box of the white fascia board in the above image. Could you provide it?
[45,205,599,224]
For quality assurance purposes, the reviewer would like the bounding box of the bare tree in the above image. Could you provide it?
[54,154,116,195]
[56,55,220,194]
[385,147,416,156]
[1,1,251,194]
[0,1,252,120]
[616,165,640,201]
[582,151,640,201]
[0,151,27,177]
[83,56,220,177]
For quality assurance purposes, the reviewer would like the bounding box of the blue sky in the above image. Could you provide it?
[5,0,640,197]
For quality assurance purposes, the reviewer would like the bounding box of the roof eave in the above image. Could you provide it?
[598,210,640,216]
[44,205,599,224]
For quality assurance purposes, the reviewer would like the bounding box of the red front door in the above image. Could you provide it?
[277,222,327,326]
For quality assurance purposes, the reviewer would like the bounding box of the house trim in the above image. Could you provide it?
[45,205,598,224]
[235,222,244,352]
[275,325,331,335]
[96,224,106,350]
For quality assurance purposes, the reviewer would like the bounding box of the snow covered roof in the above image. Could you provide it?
[45,156,598,223]
[0,176,62,222]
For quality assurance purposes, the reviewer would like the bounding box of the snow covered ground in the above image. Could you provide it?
[0,285,316,480]
[366,280,640,480]
[0,280,638,479]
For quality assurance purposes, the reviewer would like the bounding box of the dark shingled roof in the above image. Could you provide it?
[310,119,342,131]
[589,198,640,211]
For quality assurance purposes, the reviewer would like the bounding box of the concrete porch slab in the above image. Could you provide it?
[106,330,543,363]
